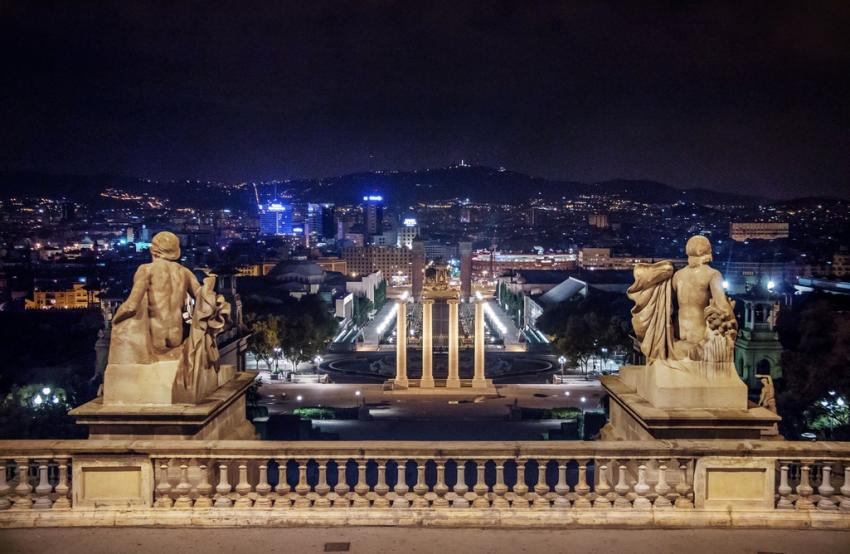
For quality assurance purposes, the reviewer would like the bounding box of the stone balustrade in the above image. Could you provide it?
[1,440,850,529]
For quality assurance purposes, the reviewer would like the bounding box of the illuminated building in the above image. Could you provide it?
[730,222,789,241]
[362,194,384,235]
[259,202,293,236]
[397,216,419,249]
[25,282,99,310]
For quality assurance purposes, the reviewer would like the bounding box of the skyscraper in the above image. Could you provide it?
[362,195,384,236]
[259,202,293,236]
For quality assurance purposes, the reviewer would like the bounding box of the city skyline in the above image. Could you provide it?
[2,2,849,199]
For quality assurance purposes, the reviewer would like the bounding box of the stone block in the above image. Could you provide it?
[693,456,775,510]
[72,454,153,508]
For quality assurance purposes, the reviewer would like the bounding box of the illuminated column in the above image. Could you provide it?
[473,298,486,387]
[447,298,460,388]
[421,299,434,388]
[395,298,408,387]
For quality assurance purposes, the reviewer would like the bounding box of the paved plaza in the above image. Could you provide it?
[2,527,848,554]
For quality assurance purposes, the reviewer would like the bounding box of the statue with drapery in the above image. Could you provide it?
[627,235,738,381]
[107,231,231,403]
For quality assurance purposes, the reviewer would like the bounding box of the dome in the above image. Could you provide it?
[267,260,326,284]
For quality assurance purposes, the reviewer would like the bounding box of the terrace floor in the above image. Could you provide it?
[2,527,849,554]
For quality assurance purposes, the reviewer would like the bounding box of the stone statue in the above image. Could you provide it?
[105,231,231,404]
[758,375,777,413]
[628,235,738,380]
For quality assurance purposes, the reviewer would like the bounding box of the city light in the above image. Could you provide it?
[376,303,398,334]
[767,280,776,291]
[296,395,303,402]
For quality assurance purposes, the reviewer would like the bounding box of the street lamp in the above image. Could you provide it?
[273,347,282,372]
[558,355,567,376]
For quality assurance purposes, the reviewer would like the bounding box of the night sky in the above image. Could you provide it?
[2,1,849,198]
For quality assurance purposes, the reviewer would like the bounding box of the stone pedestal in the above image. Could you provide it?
[601,364,780,441]
[446,299,460,388]
[420,300,434,388]
[70,372,257,440]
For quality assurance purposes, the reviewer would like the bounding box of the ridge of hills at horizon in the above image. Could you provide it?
[0,165,843,209]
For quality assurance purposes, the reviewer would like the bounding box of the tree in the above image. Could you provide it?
[352,295,374,327]
[373,279,387,310]
[247,315,280,371]
[776,294,850,438]
[278,295,339,371]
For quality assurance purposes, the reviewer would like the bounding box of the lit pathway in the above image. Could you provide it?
[358,302,397,350]
[486,300,523,350]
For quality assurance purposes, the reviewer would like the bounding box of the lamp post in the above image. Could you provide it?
[558,355,567,376]
[273,347,282,373]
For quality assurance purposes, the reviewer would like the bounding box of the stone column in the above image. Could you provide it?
[395,298,408,387]
[421,299,435,388]
[473,298,486,388]
[447,298,460,388]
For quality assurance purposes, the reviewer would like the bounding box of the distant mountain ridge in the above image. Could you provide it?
[0,165,811,208]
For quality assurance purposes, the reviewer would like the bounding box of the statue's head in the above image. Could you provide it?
[150,231,181,261]
[685,235,712,267]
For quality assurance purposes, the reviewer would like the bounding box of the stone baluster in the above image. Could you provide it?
[653,461,672,509]
[840,462,850,512]
[593,464,613,509]
[254,461,273,508]
[33,460,53,509]
[52,459,70,510]
[173,461,193,509]
[293,459,311,509]
[512,459,530,509]
[13,458,33,510]
[613,463,632,509]
[154,460,173,508]
[352,460,370,508]
[573,459,592,509]
[274,459,292,509]
[492,461,509,509]
[313,459,331,508]
[776,461,794,509]
[817,462,837,510]
[373,460,390,508]
[452,460,469,508]
[413,459,430,508]
[471,459,489,508]
[0,461,11,510]
[333,460,351,508]
[532,460,550,510]
[194,464,214,508]
[433,460,449,508]
[553,459,570,509]
[393,459,410,508]
[674,458,693,509]
[795,460,815,510]
[632,463,651,510]
[234,461,253,508]
[214,462,233,508]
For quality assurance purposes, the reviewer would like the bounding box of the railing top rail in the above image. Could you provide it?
[1,439,850,459]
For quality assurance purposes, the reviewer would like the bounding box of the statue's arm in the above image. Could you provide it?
[113,265,149,324]
[183,267,202,299]
[709,271,732,314]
